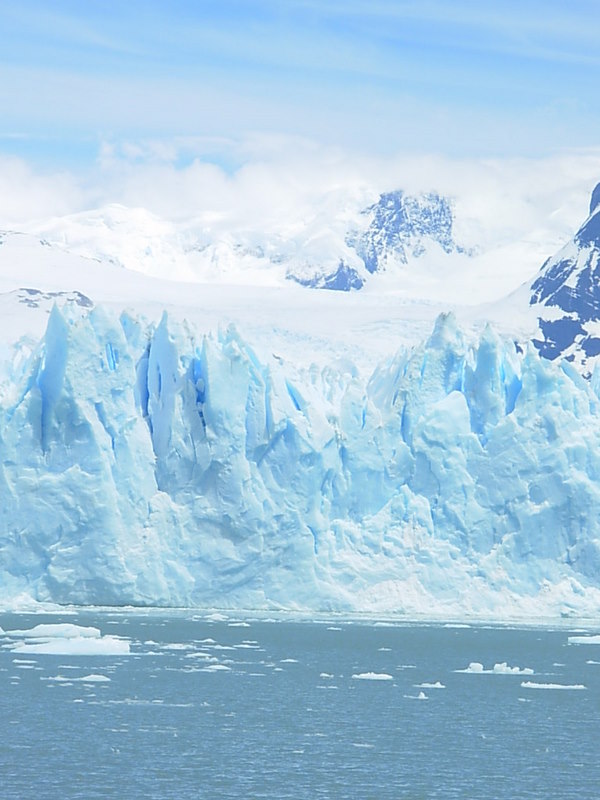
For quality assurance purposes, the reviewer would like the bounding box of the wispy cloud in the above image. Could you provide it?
[0,2,599,163]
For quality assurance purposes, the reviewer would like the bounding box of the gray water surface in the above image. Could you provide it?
[1,611,599,799]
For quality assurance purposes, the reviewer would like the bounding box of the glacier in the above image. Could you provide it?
[2,302,600,617]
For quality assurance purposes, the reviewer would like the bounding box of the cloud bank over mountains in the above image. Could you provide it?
[3,141,600,247]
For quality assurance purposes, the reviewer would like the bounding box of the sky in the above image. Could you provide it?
[1,1,600,227]
[3,1,600,164]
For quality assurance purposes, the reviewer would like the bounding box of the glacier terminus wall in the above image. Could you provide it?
[2,304,600,618]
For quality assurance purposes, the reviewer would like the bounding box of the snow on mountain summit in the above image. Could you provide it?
[30,204,198,282]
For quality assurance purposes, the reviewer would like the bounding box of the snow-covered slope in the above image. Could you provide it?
[1,302,600,617]
[531,183,600,375]
[0,228,538,373]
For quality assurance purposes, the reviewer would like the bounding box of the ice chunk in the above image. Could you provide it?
[568,635,600,644]
[352,672,393,681]
[492,662,534,675]
[457,662,484,673]
[200,664,231,672]
[456,661,533,674]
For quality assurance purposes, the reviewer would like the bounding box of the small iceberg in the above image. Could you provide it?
[456,661,533,675]
[403,690,428,700]
[2,623,130,656]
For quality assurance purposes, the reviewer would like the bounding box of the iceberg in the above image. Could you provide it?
[1,303,600,617]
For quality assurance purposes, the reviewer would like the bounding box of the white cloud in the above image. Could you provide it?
[0,156,88,226]
[2,137,600,257]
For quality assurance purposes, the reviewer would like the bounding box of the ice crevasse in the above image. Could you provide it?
[2,304,600,617]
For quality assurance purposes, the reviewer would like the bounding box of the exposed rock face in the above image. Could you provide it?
[531,183,600,374]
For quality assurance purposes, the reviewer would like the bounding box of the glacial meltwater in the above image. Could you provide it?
[1,612,599,799]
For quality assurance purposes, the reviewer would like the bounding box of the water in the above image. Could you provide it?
[1,611,599,799]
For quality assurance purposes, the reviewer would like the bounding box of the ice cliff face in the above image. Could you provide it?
[2,304,600,616]
[531,183,600,375]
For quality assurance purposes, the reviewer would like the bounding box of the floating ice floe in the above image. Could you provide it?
[415,681,445,689]
[456,662,533,675]
[520,681,586,690]
[200,664,231,672]
[46,673,111,683]
[2,623,130,656]
[352,672,393,681]
[568,635,600,645]
[6,623,100,639]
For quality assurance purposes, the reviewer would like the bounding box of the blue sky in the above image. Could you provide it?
[1,1,600,169]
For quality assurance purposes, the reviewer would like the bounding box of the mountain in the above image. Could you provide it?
[349,190,464,270]
[0,304,599,617]
[530,183,600,375]
[288,190,466,290]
